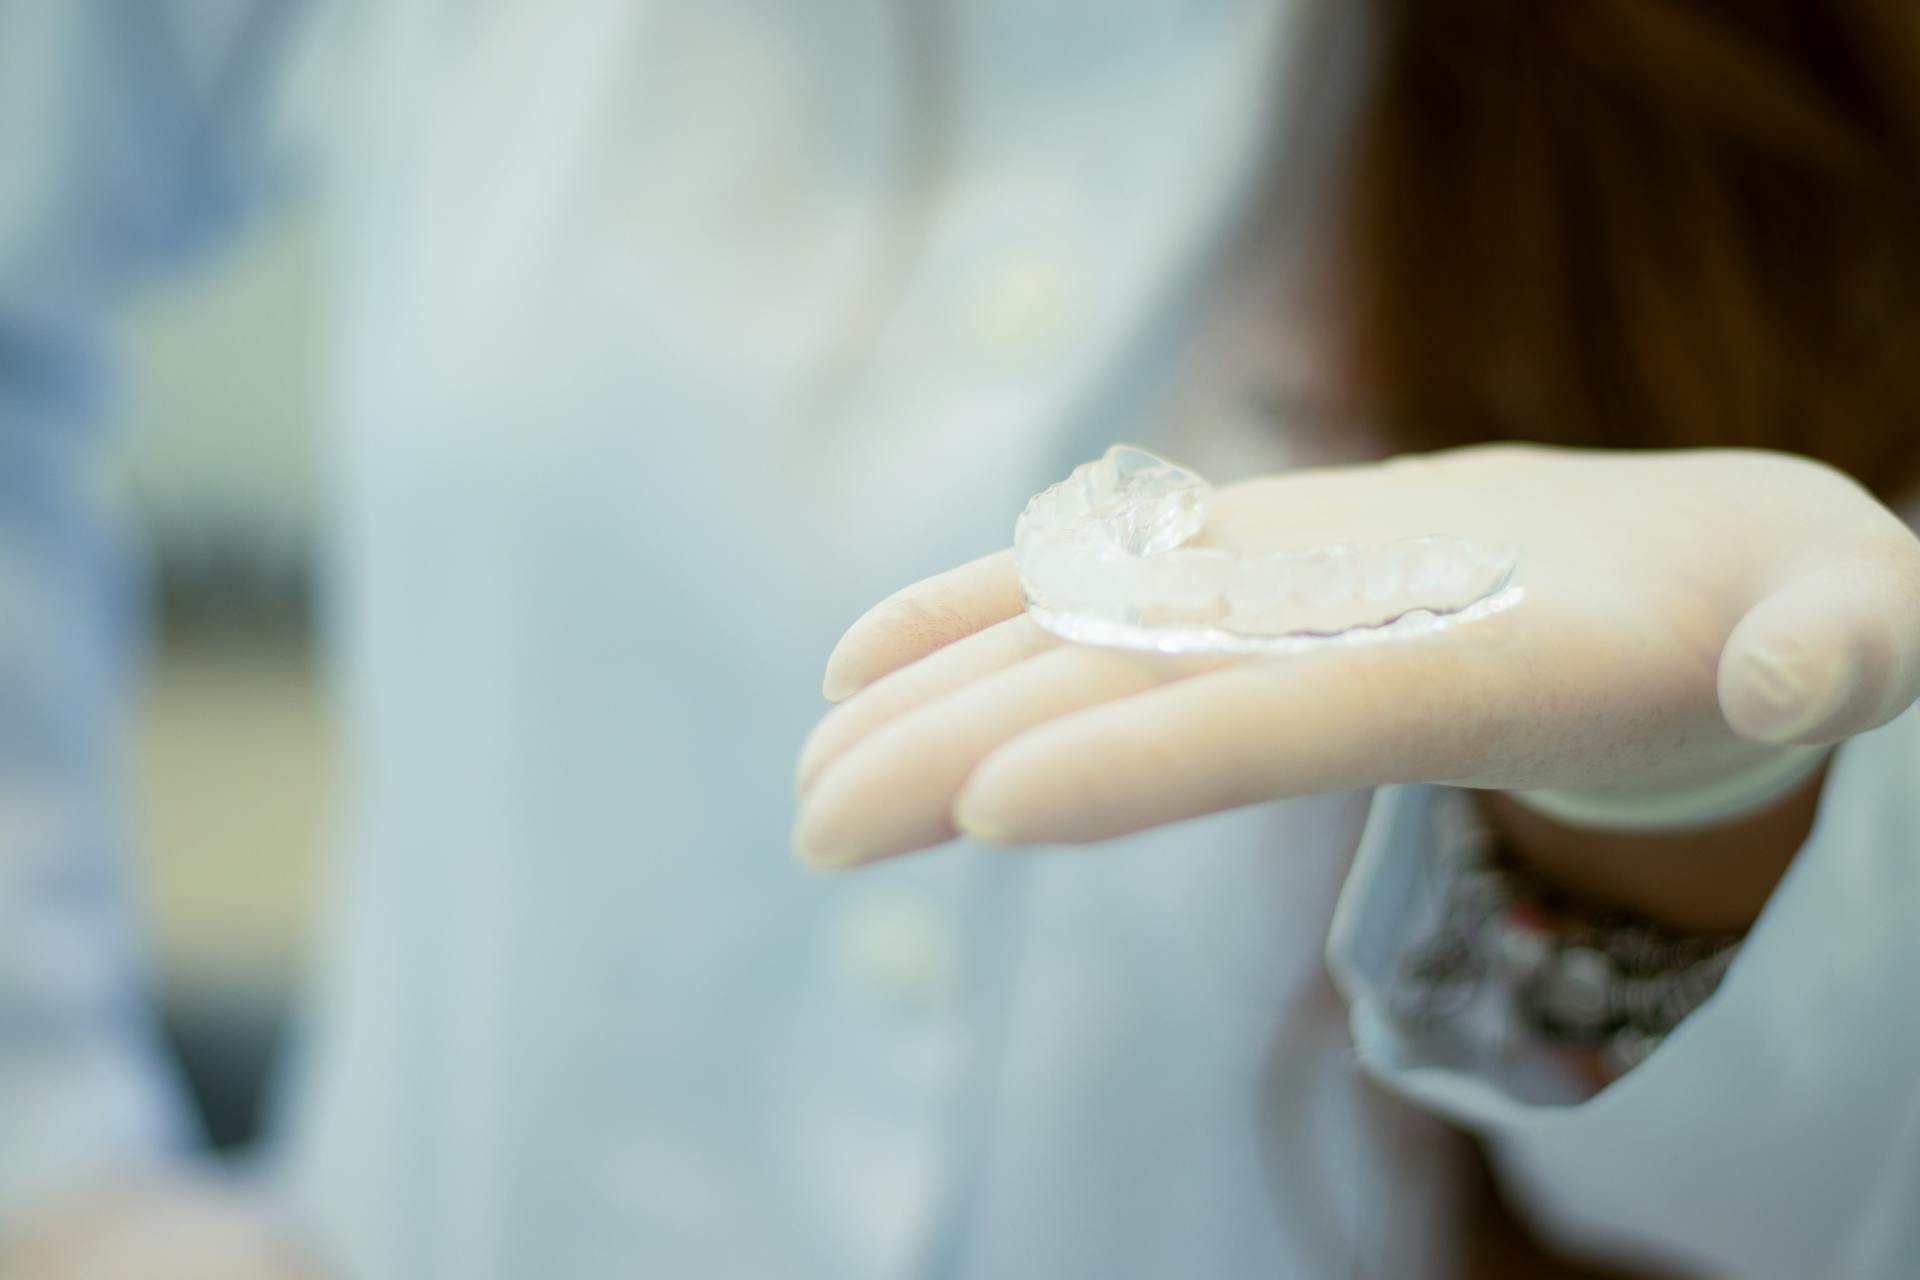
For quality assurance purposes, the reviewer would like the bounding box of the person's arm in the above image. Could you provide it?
[0,0,315,1261]
[1474,774,1824,937]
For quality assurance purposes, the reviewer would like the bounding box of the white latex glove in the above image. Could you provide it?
[0,1177,322,1280]
[794,446,1920,867]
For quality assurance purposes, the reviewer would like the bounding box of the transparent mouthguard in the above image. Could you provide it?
[1013,445,1522,656]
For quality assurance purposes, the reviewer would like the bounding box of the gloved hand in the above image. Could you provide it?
[794,446,1920,867]
[0,1175,322,1280]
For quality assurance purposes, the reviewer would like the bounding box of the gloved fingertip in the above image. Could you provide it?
[820,666,857,704]
[953,755,1047,846]
[1720,638,1861,744]
[950,805,1017,846]
[818,600,935,703]
[790,807,868,872]
[820,629,887,703]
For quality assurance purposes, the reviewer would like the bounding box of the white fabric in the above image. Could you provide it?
[1333,704,1920,1278]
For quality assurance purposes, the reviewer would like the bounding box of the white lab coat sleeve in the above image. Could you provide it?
[1327,703,1920,1279]
[0,0,311,1233]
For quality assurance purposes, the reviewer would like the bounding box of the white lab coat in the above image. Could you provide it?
[1337,708,1920,1278]
[0,3,1913,1278]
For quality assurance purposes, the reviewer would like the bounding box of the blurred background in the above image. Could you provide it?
[114,207,329,1153]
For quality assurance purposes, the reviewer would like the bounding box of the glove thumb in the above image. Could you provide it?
[1720,553,1920,746]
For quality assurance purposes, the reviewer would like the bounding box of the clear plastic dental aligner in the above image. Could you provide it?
[1013,445,1523,656]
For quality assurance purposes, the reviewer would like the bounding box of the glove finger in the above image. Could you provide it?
[821,549,1022,702]
[1720,543,1920,745]
[953,643,1501,845]
[793,643,1208,869]
[797,613,1058,797]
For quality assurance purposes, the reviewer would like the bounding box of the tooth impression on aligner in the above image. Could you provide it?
[1012,445,1522,656]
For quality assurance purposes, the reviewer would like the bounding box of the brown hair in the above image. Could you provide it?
[1331,0,1920,499]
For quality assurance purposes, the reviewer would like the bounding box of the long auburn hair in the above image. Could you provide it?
[1331,0,1920,499]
